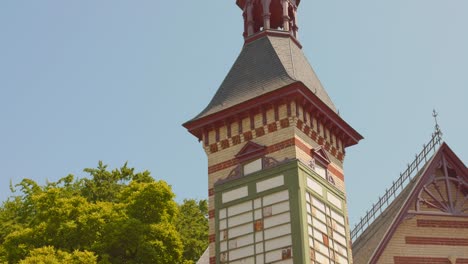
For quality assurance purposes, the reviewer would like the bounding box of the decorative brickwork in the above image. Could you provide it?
[394,256,451,264]
[209,256,216,264]
[296,119,303,129]
[208,210,215,219]
[394,257,468,264]
[255,127,265,137]
[268,122,277,132]
[405,236,468,246]
[210,143,218,153]
[209,234,215,243]
[232,135,241,145]
[417,219,468,229]
[280,118,290,128]
[220,139,229,149]
[243,131,253,141]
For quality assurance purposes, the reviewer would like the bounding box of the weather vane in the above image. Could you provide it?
[432,109,442,138]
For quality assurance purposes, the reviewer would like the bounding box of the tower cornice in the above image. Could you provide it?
[183,82,363,148]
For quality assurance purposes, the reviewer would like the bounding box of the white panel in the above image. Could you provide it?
[220,241,227,252]
[333,221,346,235]
[231,234,254,249]
[272,201,289,215]
[305,192,311,202]
[312,207,326,223]
[219,208,227,219]
[229,212,253,228]
[254,209,262,220]
[255,231,263,242]
[336,253,349,264]
[223,186,248,204]
[219,219,227,230]
[307,177,323,195]
[313,218,327,233]
[256,254,264,264]
[264,224,291,240]
[265,249,282,263]
[264,212,290,229]
[307,215,312,225]
[308,225,313,236]
[230,255,255,264]
[327,192,342,209]
[275,259,294,264]
[306,204,312,214]
[313,229,323,243]
[331,210,345,225]
[244,158,262,175]
[334,242,348,257]
[333,231,347,246]
[312,197,325,212]
[263,190,289,206]
[315,241,329,255]
[256,175,284,193]
[315,165,327,179]
[229,223,253,239]
[264,235,292,251]
[315,251,330,264]
[309,237,314,247]
[254,198,262,209]
[229,245,254,261]
[255,242,264,253]
[228,201,253,216]
[229,239,238,249]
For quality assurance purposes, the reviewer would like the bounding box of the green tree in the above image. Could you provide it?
[19,246,97,264]
[0,162,207,264]
[176,199,209,263]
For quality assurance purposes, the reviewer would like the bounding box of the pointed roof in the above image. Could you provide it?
[352,143,468,263]
[190,33,337,122]
[235,141,266,162]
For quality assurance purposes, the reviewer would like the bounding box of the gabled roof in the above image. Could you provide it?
[196,248,209,264]
[190,34,337,122]
[352,142,468,264]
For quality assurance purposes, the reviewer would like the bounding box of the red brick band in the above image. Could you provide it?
[417,219,468,229]
[209,256,216,264]
[327,163,344,181]
[394,257,468,264]
[208,210,215,219]
[209,234,215,243]
[405,236,468,246]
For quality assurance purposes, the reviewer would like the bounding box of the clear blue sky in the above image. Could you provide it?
[1,1,467,227]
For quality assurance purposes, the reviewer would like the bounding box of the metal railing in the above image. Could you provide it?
[350,129,443,242]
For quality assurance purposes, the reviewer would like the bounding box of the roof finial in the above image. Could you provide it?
[432,109,443,139]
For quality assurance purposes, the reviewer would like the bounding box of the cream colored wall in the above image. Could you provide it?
[378,215,468,264]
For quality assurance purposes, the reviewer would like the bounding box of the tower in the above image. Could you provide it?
[183,1,363,263]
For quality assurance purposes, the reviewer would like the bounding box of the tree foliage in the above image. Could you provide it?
[0,163,208,264]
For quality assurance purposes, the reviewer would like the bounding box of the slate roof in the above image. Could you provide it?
[191,34,337,121]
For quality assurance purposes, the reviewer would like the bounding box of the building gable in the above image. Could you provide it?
[367,143,468,263]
